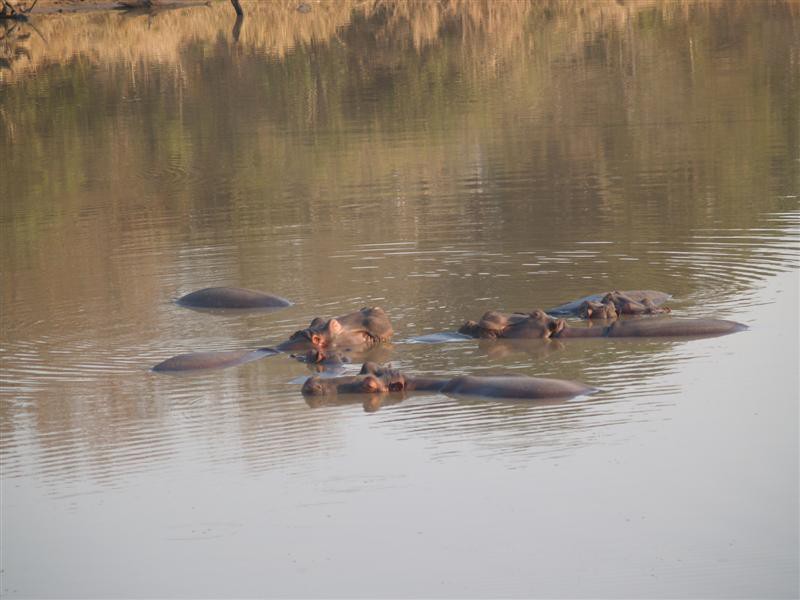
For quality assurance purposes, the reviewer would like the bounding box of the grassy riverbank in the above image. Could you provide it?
[12,0,206,14]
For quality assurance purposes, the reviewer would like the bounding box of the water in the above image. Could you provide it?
[1,1,798,597]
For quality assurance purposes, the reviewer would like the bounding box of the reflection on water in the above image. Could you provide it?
[1,1,798,597]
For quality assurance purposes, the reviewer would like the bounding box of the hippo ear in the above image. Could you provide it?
[327,318,343,336]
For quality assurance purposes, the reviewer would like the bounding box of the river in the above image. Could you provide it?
[1,1,798,597]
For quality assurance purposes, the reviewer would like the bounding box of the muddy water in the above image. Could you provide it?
[1,1,798,597]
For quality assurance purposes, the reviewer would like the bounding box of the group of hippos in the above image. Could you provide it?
[152,287,746,403]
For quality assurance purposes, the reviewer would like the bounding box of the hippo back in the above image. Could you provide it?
[441,375,595,400]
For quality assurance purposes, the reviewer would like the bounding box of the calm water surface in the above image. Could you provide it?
[1,1,799,597]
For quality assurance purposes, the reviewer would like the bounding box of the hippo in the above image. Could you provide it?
[176,287,291,309]
[301,362,595,400]
[152,306,393,372]
[459,310,745,340]
[275,307,393,353]
[546,290,671,317]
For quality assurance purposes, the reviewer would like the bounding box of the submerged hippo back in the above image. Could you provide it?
[176,287,291,309]
[441,375,594,400]
[605,317,746,338]
[152,347,278,372]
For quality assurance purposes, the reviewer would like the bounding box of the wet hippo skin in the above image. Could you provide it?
[301,362,595,400]
[176,287,292,309]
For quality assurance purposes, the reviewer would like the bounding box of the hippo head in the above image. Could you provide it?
[301,374,393,396]
[359,362,407,391]
[301,363,407,396]
[285,307,390,352]
[460,309,565,339]
[288,317,345,350]
[458,310,512,339]
[511,309,567,338]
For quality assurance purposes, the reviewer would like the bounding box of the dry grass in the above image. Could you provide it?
[3,0,794,83]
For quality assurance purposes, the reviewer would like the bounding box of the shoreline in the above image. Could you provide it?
[7,0,221,16]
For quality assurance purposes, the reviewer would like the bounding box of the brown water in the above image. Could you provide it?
[1,1,799,597]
